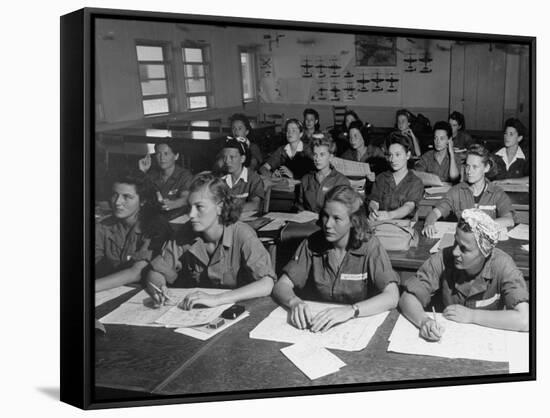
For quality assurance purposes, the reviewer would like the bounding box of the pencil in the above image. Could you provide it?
[150,283,173,302]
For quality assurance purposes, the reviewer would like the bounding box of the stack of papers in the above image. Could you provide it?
[265,211,319,224]
[250,302,389,352]
[429,232,455,253]
[424,185,451,198]
[281,342,346,380]
[507,224,529,241]
[388,314,529,371]
[412,170,450,187]
[332,157,371,177]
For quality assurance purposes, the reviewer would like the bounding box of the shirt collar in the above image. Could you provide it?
[453,250,497,298]
[284,140,304,157]
[495,147,526,170]
[188,223,236,266]
[222,167,248,188]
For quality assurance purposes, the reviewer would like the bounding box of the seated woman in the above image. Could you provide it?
[386,109,421,157]
[259,118,314,179]
[138,141,193,220]
[95,170,170,292]
[220,137,265,213]
[400,208,528,342]
[335,109,362,155]
[415,121,460,183]
[367,133,424,221]
[491,118,529,185]
[297,135,350,213]
[272,185,400,332]
[422,144,514,237]
[449,111,475,150]
[145,172,275,308]
[341,120,386,178]
[229,113,263,171]
[302,107,321,144]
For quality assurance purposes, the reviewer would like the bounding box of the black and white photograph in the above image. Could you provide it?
[60,7,537,409]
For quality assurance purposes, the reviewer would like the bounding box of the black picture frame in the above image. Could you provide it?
[60,7,536,410]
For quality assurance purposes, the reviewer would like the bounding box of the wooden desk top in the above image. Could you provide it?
[95,294,510,397]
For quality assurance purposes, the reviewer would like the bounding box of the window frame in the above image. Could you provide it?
[181,42,213,110]
[239,47,258,104]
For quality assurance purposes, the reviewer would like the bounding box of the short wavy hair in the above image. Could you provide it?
[323,185,372,249]
[504,117,527,138]
[230,113,253,132]
[466,143,498,178]
[188,172,241,225]
[449,111,466,130]
[310,134,337,155]
[303,108,320,130]
[432,121,452,139]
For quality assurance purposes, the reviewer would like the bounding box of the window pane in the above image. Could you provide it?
[139,64,166,79]
[136,45,164,62]
[185,78,206,94]
[240,52,254,100]
[184,48,203,62]
[143,98,169,115]
[141,80,168,96]
[189,96,207,109]
[184,64,205,78]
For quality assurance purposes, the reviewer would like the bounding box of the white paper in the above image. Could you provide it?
[95,286,135,307]
[424,186,451,195]
[250,302,389,352]
[411,170,449,187]
[521,244,529,252]
[388,313,512,362]
[155,304,232,328]
[499,183,529,193]
[507,224,529,241]
[431,222,457,239]
[169,214,189,224]
[240,211,259,221]
[505,331,530,373]
[174,312,250,340]
[429,232,455,253]
[259,218,287,231]
[332,157,371,178]
[281,342,346,380]
[265,211,319,224]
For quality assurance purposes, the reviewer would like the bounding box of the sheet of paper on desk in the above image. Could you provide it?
[332,157,371,177]
[387,313,510,362]
[424,186,451,195]
[431,222,457,239]
[265,211,319,223]
[506,331,530,373]
[429,232,455,253]
[507,224,529,241]
[281,342,346,380]
[259,218,286,231]
[174,311,250,340]
[240,211,259,221]
[169,214,189,224]
[155,304,232,328]
[411,170,448,187]
[250,302,389,351]
[499,183,529,193]
[95,286,135,307]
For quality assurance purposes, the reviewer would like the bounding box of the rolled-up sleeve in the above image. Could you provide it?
[149,240,184,284]
[248,174,265,202]
[415,154,429,172]
[239,228,276,281]
[404,251,445,307]
[366,237,400,290]
[436,186,458,218]
[498,258,529,309]
[282,238,312,289]
[495,189,513,218]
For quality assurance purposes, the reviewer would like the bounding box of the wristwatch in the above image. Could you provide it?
[351,304,360,318]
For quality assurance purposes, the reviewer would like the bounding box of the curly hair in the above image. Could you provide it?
[504,118,527,139]
[323,185,372,249]
[341,110,362,132]
[466,143,498,178]
[388,131,413,154]
[449,111,466,130]
[284,118,304,133]
[432,121,452,139]
[230,113,253,132]
[303,108,321,131]
[310,133,337,155]
[188,172,241,225]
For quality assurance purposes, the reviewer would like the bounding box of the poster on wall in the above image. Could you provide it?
[355,35,397,66]
[300,56,314,78]
[260,54,274,78]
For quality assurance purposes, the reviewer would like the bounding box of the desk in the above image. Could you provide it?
[152,120,277,137]
[95,292,510,398]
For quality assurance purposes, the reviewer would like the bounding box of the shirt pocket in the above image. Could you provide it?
[477,204,497,219]
[474,293,501,310]
[338,272,368,302]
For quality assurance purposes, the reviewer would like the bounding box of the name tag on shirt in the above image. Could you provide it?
[234,192,249,199]
[475,293,500,308]
[477,205,496,211]
[322,186,330,193]
[168,188,179,196]
[341,272,368,281]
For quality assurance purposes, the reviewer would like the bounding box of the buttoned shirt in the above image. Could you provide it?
[415,150,454,182]
[436,181,513,220]
[341,145,385,163]
[265,141,314,179]
[222,167,265,203]
[368,170,424,217]
[493,147,529,180]
[298,168,350,212]
[405,246,529,309]
[147,165,193,219]
[283,231,399,304]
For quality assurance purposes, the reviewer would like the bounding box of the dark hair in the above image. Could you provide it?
[230,113,252,133]
[465,143,498,178]
[310,134,337,155]
[504,118,527,138]
[341,110,362,131]
[396,109,412,123]
[323,185,371,249]
[223,137,249,156]
[154,141,180,156]
[188,172,241,225]
[284,118,304,133]
[433,121,452,139]
[303,108,320,131]
[388,131,413,154]
[449,111,466,130]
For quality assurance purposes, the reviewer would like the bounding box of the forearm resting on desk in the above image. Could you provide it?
[468,302,529,332]
[387,202,415,220]
[214,276,274,305]
[355,282,399,317]
[95,260,148,293]
[272,275,301,308]
[495,213,515,228]
[398,291,430,328]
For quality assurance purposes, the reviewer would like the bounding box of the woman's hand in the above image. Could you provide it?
[419,317,445,342]
[179,291,221,310]
[138,154,152,173]
[310,306,355,332]
[374,210,391,221]
[278,165,294,178]
[366,172,376,182]
[422,223,438,238]
[289,300,313,330]
[447,138,455,154]
[161,199,180,211]
[144,271,169,308]
[443,304,474,324]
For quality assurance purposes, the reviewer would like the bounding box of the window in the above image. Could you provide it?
[240,50,257,103]
[182,45,212,110]
[136,44,171,115]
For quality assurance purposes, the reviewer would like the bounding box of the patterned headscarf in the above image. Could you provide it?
[460,208,499,257]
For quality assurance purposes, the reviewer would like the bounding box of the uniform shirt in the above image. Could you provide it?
[452,130,475,150]
[298,168,350,212]
[222,167,265,204]
[147,165,193,219]
[95,216,170,278]
[368,170,424,217]
[415,150,454,182]
[265,140,315,179]
[150,221,276,289]
[436,181,513,220]
[283,231,399,304]
[248,141,264,169]
[340,145,385,163]
[405,246,529,310]
[493,147,529,180]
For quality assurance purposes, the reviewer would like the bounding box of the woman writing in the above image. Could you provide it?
[273,185,400,332]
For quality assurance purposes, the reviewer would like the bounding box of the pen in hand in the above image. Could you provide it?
[149,282,173,304]
[432,306,442,343]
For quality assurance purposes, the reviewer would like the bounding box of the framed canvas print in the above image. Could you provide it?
[60,7,536,410]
